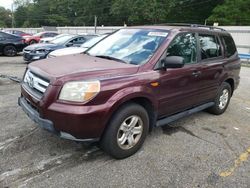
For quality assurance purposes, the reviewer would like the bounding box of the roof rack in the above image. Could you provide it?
[158,23,226,32]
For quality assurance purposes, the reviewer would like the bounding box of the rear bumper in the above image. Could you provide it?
[18,97,99,142]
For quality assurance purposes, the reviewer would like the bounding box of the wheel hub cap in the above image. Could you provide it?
[219,89,229,110]
[117,115,143,150]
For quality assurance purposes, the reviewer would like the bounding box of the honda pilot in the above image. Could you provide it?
[19,24,241,159]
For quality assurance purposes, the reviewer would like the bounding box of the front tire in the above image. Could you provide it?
[100,103,149,159]
[207,82,232,115]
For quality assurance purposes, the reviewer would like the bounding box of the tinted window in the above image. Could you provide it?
[50,33,58,37]
[222,35,237,58]
[43,33,51,37]
[167,33,197,64]
[199,34,222,60]
[68,37,86,46]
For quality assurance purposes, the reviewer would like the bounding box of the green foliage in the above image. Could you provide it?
[0,6,12,28]
[1,0,248,27]
[167,0,224,24]
[208,0,250,25]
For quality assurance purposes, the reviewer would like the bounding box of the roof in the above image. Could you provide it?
[128,24,229,35]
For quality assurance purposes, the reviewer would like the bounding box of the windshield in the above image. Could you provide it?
[33,32,44,37]
[50,35,74,45]
[81,35,106,48]
[87,29,168,65]
[50,34,68,40]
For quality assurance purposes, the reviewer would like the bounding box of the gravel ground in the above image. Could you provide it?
[0,56,250,188]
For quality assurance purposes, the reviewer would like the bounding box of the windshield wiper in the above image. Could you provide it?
[95,55,128,64]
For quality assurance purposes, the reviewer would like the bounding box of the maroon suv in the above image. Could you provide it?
[19,25,241,159]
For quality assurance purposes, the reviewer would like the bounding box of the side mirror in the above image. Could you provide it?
[161,56,185,69]
[66,42,73,47]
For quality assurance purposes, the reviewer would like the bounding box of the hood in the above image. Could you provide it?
[28,54,139,83]
[24,43,62,51]
[49,47,86,57]
[40,37,54,42]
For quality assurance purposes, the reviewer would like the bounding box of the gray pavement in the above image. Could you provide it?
[0,56,250,188]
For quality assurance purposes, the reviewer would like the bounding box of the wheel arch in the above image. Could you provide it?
[224,78,235,95]
[101,93,158,139]
[3,44,17,56]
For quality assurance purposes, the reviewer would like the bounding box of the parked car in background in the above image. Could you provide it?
[47,35,107,58]
[23,34,95,62]
[3,30,32,37]
[0,31,27,56]
[39,34,70,43]
[23,31,58,45]
[18,25,241,159]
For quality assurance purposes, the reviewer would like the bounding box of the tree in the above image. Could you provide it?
[10,0,250,27]
[0,7,12,28]
[208,0,250,25]
[167,0,223,25]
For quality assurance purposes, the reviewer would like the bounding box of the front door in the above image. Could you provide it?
[157,32,203,117]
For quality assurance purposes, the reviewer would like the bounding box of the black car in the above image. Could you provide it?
[0,31,27,56]
[23,34,95,62]
[3,29,31,37]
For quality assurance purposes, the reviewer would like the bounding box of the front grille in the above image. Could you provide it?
[23,70,50,96]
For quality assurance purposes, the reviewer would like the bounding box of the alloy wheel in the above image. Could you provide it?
[117,115,143,150]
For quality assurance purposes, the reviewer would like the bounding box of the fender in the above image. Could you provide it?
[100,85,158,131]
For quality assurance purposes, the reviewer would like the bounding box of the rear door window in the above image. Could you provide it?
[199,34,222,60]
[221,35,237,58]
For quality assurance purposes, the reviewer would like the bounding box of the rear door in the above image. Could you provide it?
[196,33,225,103]
[157,32,204,117]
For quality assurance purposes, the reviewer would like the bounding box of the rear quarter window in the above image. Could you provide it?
[221,35,237,58]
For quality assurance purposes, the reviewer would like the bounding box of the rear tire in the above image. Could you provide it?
[100,103,149,159]
[207,82,232,115]
[3,45,17,57]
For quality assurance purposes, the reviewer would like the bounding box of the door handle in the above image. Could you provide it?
[192,71,201,77]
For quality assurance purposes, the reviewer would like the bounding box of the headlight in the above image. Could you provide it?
[59,81,100,102]
[34,49,47,54]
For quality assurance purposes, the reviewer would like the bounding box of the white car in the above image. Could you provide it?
[40,34,70,43]
[47,35,107,58]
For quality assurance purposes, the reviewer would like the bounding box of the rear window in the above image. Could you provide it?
[199,34,222,60]
[221,35,237,58]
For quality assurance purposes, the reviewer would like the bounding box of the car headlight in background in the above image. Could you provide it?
[34,49,48,54]
[59,81,100,102]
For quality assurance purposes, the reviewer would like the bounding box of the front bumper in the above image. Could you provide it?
[18,97,99,142]
[23,52,47,62]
